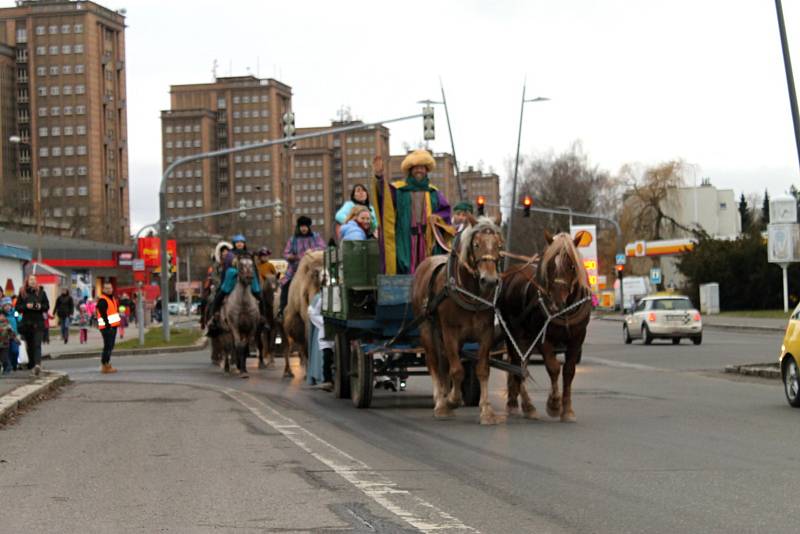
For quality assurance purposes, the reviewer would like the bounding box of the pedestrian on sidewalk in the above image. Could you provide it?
[96,282,120,374]
[77,304,90,344]
[307,292,333,390]
[15,275,50,377]
[0,314,16,375]
[54,288,75,344]
[1,297,19,371]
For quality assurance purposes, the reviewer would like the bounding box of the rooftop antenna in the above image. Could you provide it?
[212,59,218,81]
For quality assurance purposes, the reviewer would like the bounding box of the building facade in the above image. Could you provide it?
[389,151,457,204]
[667,180,740,239]
[459,167,500,218]
[162,75,293,277]
[0,0,130,243]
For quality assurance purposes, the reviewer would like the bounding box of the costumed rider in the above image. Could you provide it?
[207,235,261,335]
[372,150,451,275]
[278,216,326,318]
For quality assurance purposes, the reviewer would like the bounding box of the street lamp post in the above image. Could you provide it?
[505,81,549,268]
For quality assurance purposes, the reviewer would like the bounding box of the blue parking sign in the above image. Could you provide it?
[615,254,626,266]
[650,267,662,285]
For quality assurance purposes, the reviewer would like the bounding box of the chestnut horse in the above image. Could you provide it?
[256,274,279,370]
[411,215,505,425]
[498,231,592,422]
[282,250,325,379]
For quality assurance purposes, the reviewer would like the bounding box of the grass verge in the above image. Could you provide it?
[115,328,202,350]
[717,310,792,320]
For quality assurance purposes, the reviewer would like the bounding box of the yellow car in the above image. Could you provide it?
[780,303,800,407]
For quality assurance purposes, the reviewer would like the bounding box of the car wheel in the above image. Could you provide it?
[672,338,680,345]
[691,335,702,345]
[643,324,653,345]
[783,356,800,408]
[623,324,632,344]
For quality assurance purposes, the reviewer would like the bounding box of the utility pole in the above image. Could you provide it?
[776,0,800,173]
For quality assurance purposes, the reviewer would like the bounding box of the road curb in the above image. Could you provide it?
[0,371,70,424]
[594,315,786,333]
[724,363,781,379]
[43,337,208,361]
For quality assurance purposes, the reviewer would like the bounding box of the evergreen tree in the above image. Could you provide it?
[738,193,752,234]
[762,189,770,227]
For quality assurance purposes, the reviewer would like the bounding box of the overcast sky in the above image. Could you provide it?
[30,0,800,231]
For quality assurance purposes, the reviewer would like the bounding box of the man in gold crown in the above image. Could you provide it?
[372,151,451,275]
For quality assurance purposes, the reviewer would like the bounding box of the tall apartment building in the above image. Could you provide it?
[389,151,457,202]
[460,167,501,218]
[162,75,292,275]
[0,0,129,243]
[292,121,389,239]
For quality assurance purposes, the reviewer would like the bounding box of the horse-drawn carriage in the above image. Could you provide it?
[321,240,482,408]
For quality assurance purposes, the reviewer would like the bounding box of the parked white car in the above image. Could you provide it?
[623,294,703,345]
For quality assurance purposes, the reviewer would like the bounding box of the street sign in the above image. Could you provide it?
[132,259,145,271]
[615,254,626,266]
[650,267,662,285]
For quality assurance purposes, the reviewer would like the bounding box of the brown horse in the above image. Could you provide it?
[498,231,592,422]
[282,250,325,379]
[256,274,279,370]
[220,254,260,378]
[411,215,505,425]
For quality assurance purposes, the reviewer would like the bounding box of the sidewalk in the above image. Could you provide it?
[596,313,788,332]
[0,371,69,423]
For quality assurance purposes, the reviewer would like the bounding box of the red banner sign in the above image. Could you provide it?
[137,237,177,268]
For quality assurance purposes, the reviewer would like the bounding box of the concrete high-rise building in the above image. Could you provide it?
[162,75,292,276]
[460,167,501,218]
[293,121,389,239]
[0,0,130,243]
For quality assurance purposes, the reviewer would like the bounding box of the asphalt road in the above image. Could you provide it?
[2,319,797,533]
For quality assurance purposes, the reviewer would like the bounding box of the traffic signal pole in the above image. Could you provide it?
[157,111,427,341]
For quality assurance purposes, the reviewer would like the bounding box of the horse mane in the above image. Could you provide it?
[540,233,591,292]
[458,216,502,266]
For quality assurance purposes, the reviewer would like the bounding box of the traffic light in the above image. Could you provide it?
[476,195,486,216]
[282,111,296,149]
[422,105,435,140]
[522,195,532,217]
[615,264,624,278]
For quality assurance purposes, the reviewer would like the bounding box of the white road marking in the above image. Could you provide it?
[223,388,478,533]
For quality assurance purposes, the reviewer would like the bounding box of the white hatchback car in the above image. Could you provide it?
[623,294,703,345]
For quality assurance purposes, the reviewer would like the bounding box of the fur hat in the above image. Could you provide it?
[297,216,312,228]
[214,241,233,263]
[400,149,436,175]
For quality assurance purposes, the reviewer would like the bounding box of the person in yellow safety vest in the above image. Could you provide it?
[96,282,120,374]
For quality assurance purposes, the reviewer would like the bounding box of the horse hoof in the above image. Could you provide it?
[446,398,462,410]
[283,371,294,379]
[480,412,507,425]
[433,408,455,419]
[561,411,576,423]
[258,362,268,370]
[267,362,276,369]
[506,404,520,416]
[523,407,540,420]
[240,372,249,379]
[546,397,562,418]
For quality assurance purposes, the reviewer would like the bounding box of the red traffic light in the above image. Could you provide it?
[615,264,624,272]
[522,195,533,207]
[476,195,486,206]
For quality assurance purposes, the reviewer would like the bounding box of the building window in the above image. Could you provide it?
[50,86,60,96]
[61,24,71,34]
[36,66,46,76]
[75,85,85,94]
[39,127,48,137]
[62,65,72,75]
[63,106,73,115]
[186,200,194,208]
[176,200,184,208]
[165,126,173,134]
[167,201,175,209]
[51,126,60,136]
[61,45,72,54]
[76,105,86,115]
[39,168,49,177]
[63,85,72,95]
[39,147,48,157]
[38,107,47,117]
[76,145,87,155]
[51,147,61,157]
[64,146,74,156]
[192,124,200,133]
[36,46,46,56]
[64,126,73,135]
[49,46,59,55]
[74,24,83,33]
[78,206,87,215]
[65,167,75,176]
[65,187,75,196]
[165,141,173,149]
[35,25,45,35]
[37,86,47,96]
[48,25,58,34]
[233,96,240,104]
[47,65,58,76]
[77,166,87,176]
[720,202,727,210]
[50,106,60,116]
[75,64,84,74]
[53,208,62,218]
[196,199,203,208]
[78,186,88,196]
[41,188,49,197]
[74,44,84,54]
[167,185,174,193]
[76,125,86,135]
[217,98,226,109]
